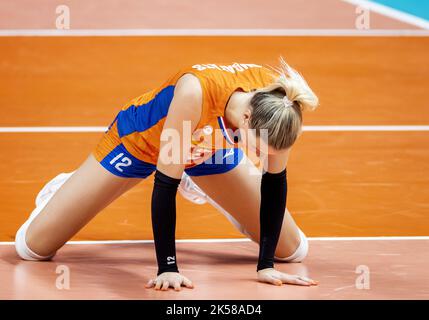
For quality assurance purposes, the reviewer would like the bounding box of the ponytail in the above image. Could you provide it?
[249,57,319,150]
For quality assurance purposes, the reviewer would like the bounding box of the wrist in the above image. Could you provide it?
[257,260,274,272]
[157,265,179,276]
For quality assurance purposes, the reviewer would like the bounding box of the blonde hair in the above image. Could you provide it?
[249,57,319,150]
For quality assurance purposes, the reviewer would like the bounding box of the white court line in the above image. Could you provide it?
[1,125,429,133]
[302,125,429,132]
[343,0,429,30]
[0,29,428,37]
[0,126,107,133]
[308,236,429,241]
[0,236,428,246]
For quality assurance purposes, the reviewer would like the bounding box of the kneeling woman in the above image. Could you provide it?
[15,58,319,291]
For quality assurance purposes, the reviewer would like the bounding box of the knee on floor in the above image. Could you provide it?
[274,229,309,263]
[15,220,56,261]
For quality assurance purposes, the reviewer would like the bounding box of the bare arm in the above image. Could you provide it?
[156,73,202,178]
[264,148,291,173]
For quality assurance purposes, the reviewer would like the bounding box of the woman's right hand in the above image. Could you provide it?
[145,272,194,291]
[257,268,318,286]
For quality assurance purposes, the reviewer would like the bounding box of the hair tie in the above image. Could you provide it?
[282,95,293,108]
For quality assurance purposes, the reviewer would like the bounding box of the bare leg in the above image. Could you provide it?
[190,156,302,259]
[23,154,142,257]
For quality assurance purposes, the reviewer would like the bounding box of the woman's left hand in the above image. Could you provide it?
[257,268,318,286]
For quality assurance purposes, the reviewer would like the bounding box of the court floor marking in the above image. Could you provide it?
[0,29,429,37]
[1,125,429,133]
[0,236,428,246]
[343,0,429,30]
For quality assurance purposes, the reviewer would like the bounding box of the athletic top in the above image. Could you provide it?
[112,62,276,167]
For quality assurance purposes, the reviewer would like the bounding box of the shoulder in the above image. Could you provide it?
[165,73,202,127]
[174,73,202,103]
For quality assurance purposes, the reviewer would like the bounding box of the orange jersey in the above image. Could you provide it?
[97,62,275,167]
